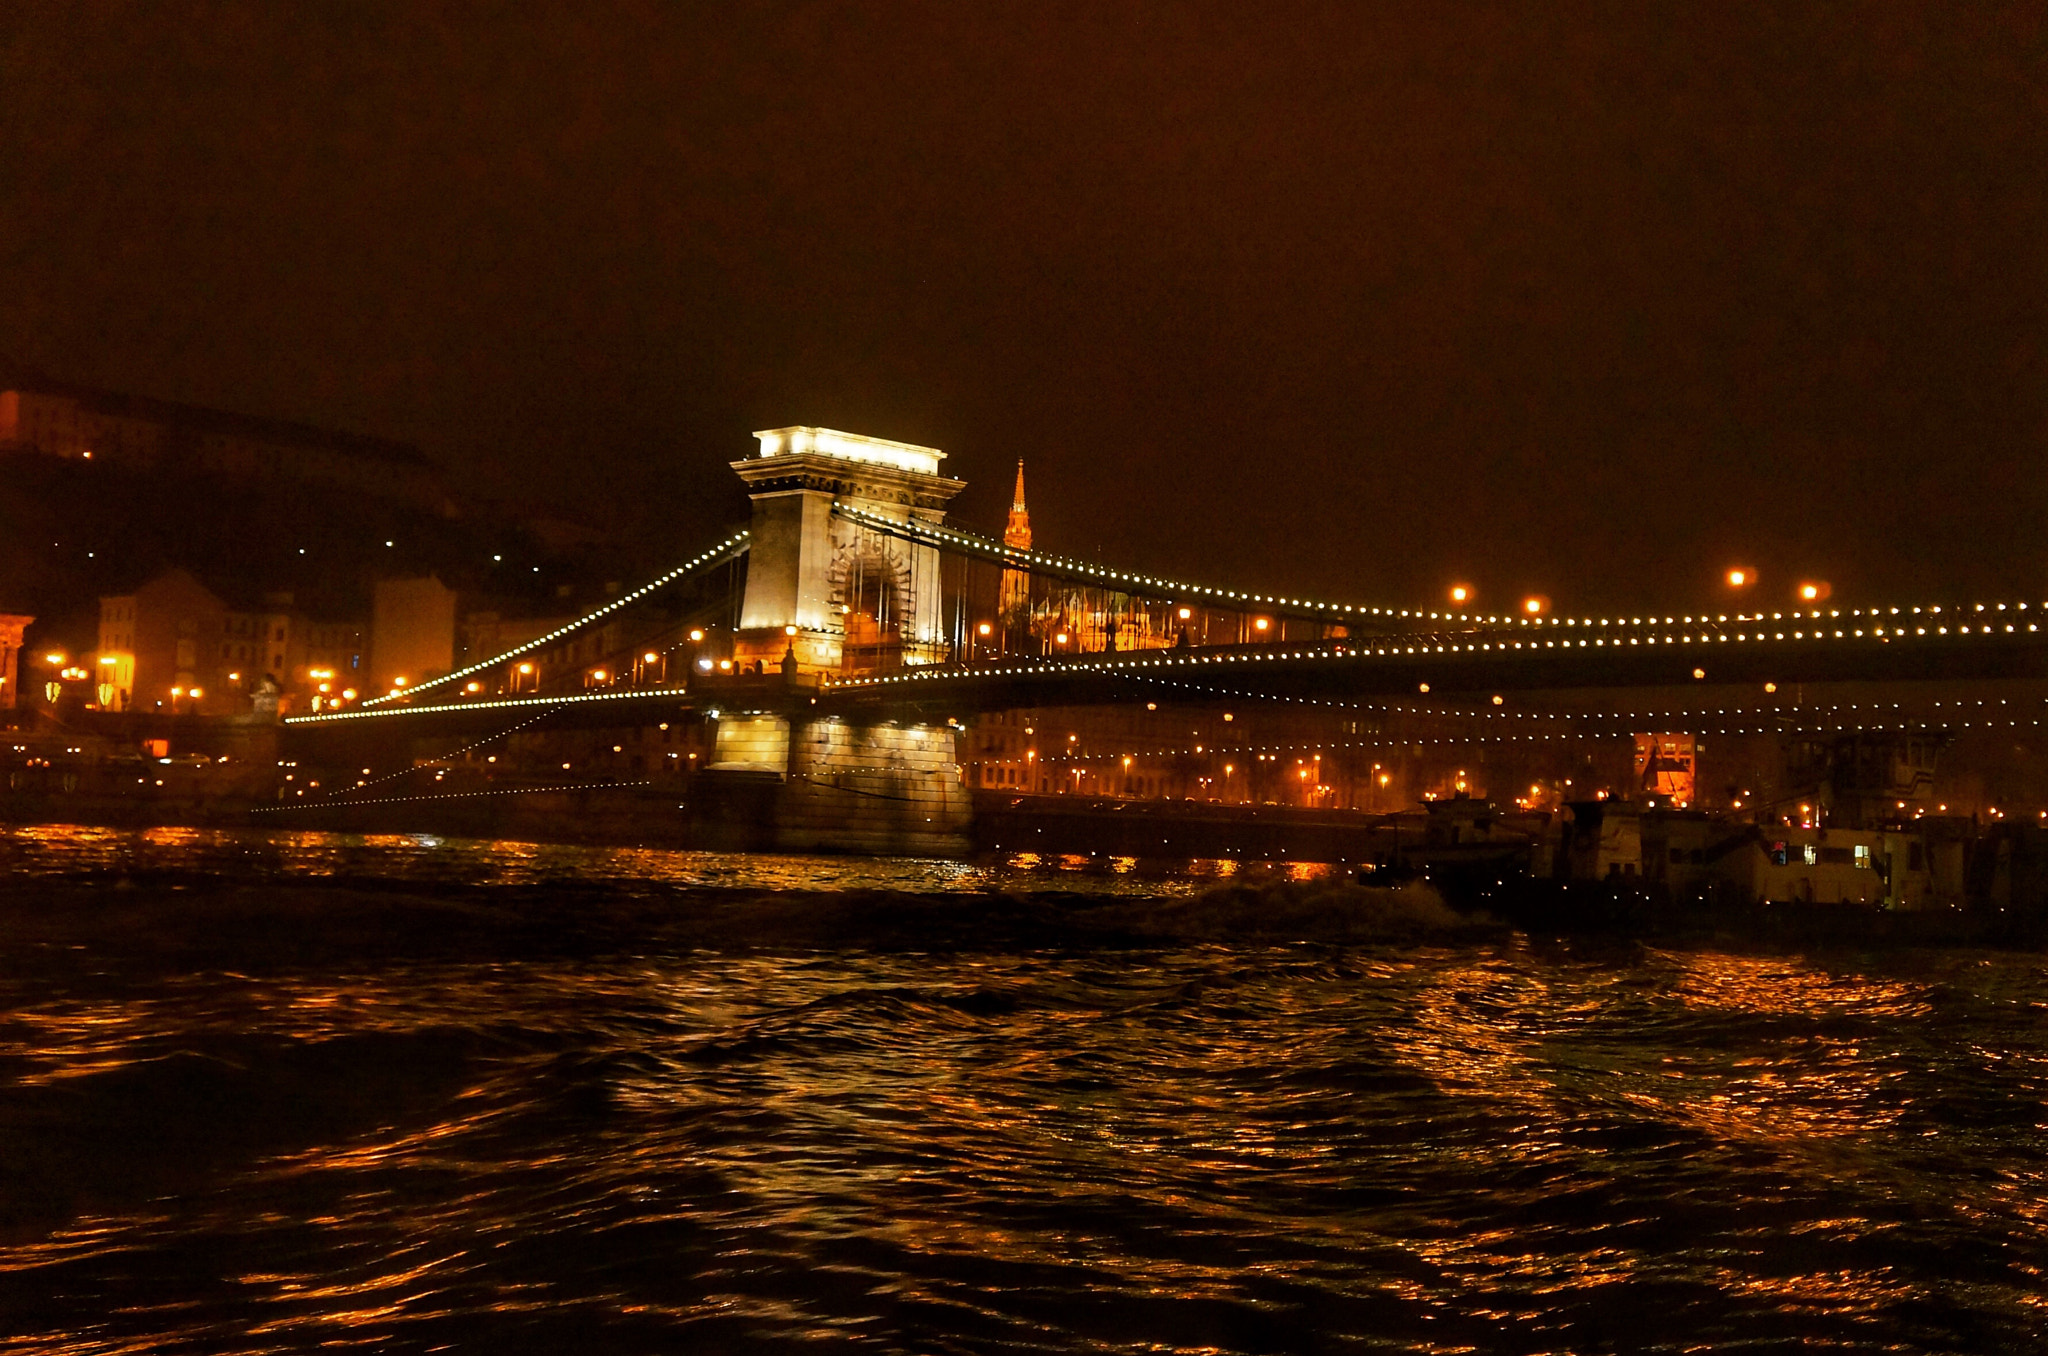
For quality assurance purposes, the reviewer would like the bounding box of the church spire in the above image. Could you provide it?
[1004,459,1032,551]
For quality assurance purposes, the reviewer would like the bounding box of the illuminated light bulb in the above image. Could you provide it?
[1523,597,1545,615]
[1418,683,1431,694]
[189,687,202,699]
[1450,585,1471,604]
[977,622,992,636]
[1764,682,1778,693]
[1692,668,1706,679]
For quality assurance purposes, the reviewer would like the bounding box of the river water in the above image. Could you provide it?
[1,824,2045,1354]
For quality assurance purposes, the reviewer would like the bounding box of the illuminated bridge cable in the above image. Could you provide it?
[254,780,653,814]
[834,501,2048,637]
[358,531,752,709]
[293,702,572,802]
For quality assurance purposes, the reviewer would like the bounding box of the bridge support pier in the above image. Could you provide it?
[694,712,971,855]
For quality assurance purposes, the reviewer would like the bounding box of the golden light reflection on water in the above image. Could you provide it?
[4,832,2048,1352]
[1664,949,1934,1020]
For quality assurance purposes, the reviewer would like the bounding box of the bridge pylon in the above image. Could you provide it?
[731,427,965,676]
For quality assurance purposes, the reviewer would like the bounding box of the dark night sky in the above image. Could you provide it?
[4,2,2045,613]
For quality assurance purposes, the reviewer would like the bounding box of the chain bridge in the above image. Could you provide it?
[278,427,2048,852]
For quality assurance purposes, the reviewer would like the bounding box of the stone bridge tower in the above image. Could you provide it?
[731,427,965,674]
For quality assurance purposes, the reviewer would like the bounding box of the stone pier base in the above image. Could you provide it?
[694,714,970,856]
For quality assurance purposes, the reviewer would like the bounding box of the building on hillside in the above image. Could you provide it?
[369,576,458,697]
[0,373,451,513]
[97,569,364,715]
[0,613,31,709]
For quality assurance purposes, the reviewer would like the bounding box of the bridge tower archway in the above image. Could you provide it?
[730,427,965,673]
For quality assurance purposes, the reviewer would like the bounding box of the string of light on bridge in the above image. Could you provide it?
[1027,709,2046,763]
[288,686,691,725]
[289,702,572,800]
[833,500,2048,637]
[255,780,654,813]
[358,531,751,709]
[829,604,2047,694]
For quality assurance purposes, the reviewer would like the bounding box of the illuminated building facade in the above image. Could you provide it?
[730,427,964,673]
[1000,460,1032,626]
[0,375,450,512]
[369,576,458,697]
[0,613,30,709]
[97,569,363,714]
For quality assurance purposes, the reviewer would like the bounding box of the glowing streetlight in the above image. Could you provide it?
[1726,567,1752,588]
[1450,584,1471,605]
[1798,580,1830,602]
[1523,597,1546,615]
[976,621,992,636]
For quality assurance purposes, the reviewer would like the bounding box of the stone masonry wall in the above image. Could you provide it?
[778,718,971,855]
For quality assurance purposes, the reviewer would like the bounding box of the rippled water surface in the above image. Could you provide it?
[2,824,2046,1353]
